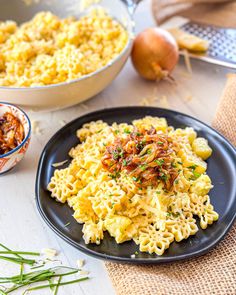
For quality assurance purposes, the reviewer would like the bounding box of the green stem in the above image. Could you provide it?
[50,269,79,279]
[54,276,62,295]
[0,270,54,289]
[48,278,54,291]
[0,256,25,265]
[5,273,54,294]
[25,277,89,292]
[19,264,24,283]
[0,269,53,282]
[30,264,45,270]
[0,244,22,259]
[0,251,40,256]
[6,282,30,294]
[1,268,81,293]
[0,256,35,265]
[0,269,51,280]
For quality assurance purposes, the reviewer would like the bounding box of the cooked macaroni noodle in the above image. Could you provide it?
[48,117,219,255]
[0,9,128,87]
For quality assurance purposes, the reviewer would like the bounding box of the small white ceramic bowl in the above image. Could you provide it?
[0,102,31,175]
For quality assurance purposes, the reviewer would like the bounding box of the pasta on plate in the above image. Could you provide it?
[48,117,219,255]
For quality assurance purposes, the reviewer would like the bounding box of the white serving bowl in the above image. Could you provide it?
[0,102,31,174]
[0,0,136,111]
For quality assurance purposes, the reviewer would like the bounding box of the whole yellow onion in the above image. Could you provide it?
[131,27,179,81]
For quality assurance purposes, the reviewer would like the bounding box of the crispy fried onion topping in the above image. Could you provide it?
[0,112,25,155]
[101,127,179,189]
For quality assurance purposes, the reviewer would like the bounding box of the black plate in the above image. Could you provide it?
[35,107,236,264]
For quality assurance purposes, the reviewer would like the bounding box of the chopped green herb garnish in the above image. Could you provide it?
[112,152,119,160]
[172,212,181,218]
[132,177,142,184]
[188,165,197,170]
[147,149,152,154]
[141,139,146,145]
[157,141,164,145]
[140,164,147,171]
[166,212,172,217]
[136,132,141,136]
[156,191,161,194]
[114,130,119,134]
[171,161,177,168]
[177,161,183,165]
[124,129,131,134]
[109,172,120,179]
[136,143,141,150]
[193,171,201,179]
[102,142,107,146]
[174,179,179,184]
[96,129,102,133]
[134,251,138,255]
[160,174,167,181]
[155,159,164,166]
[123,159,127,166]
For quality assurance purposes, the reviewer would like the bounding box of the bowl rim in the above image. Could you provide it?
[0,2,134,91]
[0,102,31,158]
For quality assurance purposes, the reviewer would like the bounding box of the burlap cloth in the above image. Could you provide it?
[152,0,236,27]
[105,75,236,295]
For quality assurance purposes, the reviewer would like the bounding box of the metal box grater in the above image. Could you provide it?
[180,22,236,69]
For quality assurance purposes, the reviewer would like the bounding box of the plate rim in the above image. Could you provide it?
[35,106,236,264]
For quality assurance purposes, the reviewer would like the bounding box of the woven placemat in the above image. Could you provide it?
[105,74,236,295]
[152,0,236,27]
[212,74,236,144]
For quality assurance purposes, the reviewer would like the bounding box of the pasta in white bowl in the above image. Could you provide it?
[48,116,219,255]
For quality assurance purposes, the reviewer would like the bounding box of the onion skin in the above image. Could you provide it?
[131,28,179,81]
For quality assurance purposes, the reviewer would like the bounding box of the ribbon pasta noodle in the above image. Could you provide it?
[47,117,219,255]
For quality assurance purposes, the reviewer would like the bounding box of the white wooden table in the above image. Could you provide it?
[0,1,231,294]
